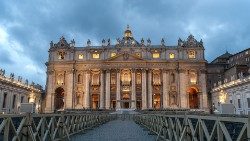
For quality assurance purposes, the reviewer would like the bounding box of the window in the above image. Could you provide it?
[238,99,241,108]
[21,96,24,103]
[230,100,233,104]
[78,74,83,83]
[92,53,100,59]
[57,74,64,85]
[170,73,175,83]
[58,52,65,60]
[135,53,141,58]
[247,98,250,108]
[152,53,160,58]
[78,54,84,59]
[111,52,116,57]
[12,95,16,109]
[188,50,196,59]
[2,93,7,108]
[169,53,175,59]
[190,72,197,84]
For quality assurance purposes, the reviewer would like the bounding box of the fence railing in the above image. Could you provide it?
[134,114,250,141]
[0,113,116,141]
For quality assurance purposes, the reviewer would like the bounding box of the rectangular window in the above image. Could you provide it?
[247,98,250,108]
[230,100,232,104]
[12,95,16,109]
[169,53,175,59]
[152,53,160,58]
[21,96,24,103]
[2,93,7,108]
[78,54,84,59]
[92,53,100,59]
[238,99,241,108]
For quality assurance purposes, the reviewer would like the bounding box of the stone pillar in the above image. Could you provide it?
[142,69,147,109]
[179,69,187,108]
[131,69,136,109]
[100,70,105,109]
[105,70,111,109]
[162,69,169,108]
[84,70,90,109]
[65,70,74,109]
[200,71,208,110]
[148,70,153,109]
[45,70,55,113]
[0,88,3,113]
[116,70,121,109]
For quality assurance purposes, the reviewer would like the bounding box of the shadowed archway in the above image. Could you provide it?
[55,87,64,110]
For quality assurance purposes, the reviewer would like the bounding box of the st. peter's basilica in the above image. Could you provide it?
[44,26,208,112]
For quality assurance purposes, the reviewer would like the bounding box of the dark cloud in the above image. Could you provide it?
[0,0,250,86]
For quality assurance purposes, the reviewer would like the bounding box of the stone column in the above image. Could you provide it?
[45,70,55,113]
[162,69,170,108]
[100,70,105,109]
[142,69,147,109]
[0,88,3,113]
[148,69,153,109]
[84,70,90,109]
[65,70,74,109]
[105,70,111,109]
[131,69,136,109]
[179,69,187,108]
[116,70,121,109]
[199,70,208,110]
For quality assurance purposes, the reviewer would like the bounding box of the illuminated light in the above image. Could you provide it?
[169,53,175,59]
[111,52,116,57]
[188,50,196,59]
[78,54,84,59]
[92,53,100,59]
[152,53,160,58]
[219,90,227,104]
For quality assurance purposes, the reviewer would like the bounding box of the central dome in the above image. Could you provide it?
[124,25,132,38]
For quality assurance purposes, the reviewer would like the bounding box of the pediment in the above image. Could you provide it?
[105,53,145,62]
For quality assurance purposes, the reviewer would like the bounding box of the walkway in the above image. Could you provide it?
[71,119,157,141]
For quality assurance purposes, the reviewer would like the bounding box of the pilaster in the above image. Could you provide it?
[131,69,136,109]
[116,70,121,109]
[105,70,111,109]
[142,69,147,109]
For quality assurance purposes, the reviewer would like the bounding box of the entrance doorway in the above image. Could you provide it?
[55,87,64,110]
[188,87,199,109]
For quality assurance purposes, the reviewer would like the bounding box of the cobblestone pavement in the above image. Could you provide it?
[71,119,157,141]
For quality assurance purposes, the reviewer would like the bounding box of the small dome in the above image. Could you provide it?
[124,25,132,38]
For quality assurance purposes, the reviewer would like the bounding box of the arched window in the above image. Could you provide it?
[78,74,83,83]
[57,74,64,85]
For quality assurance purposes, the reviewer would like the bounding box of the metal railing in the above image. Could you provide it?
[134,114,250,141]
[0,113,116,141]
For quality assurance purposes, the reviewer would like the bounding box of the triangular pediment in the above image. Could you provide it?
[105,53,145,62]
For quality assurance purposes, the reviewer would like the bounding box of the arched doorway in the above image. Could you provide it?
[188,87,199,109]
[55,87,64,110]
[153,94,161,109]
[122,93,130,109]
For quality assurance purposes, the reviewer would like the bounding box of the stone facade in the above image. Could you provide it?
[0,69,42,114]
[44,26,208,113]
[212,75,250,115]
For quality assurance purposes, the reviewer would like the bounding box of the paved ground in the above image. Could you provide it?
[71,119,157,141]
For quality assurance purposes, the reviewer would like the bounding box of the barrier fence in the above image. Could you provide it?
[134,114,250,141]
[0,113,116,141]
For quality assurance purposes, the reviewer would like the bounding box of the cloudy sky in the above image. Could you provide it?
[0,0,250,87]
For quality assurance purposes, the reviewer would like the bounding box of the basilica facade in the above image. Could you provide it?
[44,26,208,113]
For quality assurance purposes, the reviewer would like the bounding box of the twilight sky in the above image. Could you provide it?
[0,0,250,87]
